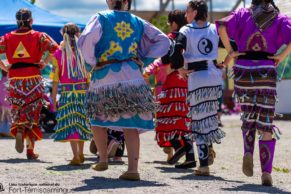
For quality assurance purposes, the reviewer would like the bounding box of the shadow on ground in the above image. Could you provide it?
[156,166,193,174]
[0,158,51,164]
[144,160,170,165]
[46,164,91,171]
[173,174,245,184]
[85,157,126,165]
[72,176,167,192]
[222,184,291,193]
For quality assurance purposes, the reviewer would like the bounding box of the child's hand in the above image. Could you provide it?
[178,68,193,80]
[216,62,225,69]
[228,51,245,59]
[38,61,46,69]
[268,53,287,67]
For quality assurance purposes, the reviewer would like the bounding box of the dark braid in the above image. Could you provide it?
[114,0,122,10]
[15,8,32,29]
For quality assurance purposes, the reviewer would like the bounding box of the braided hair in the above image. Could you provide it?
[61,23,87,80]
[188,0,208,21]
[16,8,32,29]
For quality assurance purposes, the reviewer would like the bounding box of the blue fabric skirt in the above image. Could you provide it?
[86,61,155,133]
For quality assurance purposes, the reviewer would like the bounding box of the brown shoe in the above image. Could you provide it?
[119,172,140,181]
[69,158,81,166]
[242,153,254,177]
[80,154,85,163]
[194,167,210,176]
[15,131,24,153]
[91,162,108,171]
[208,147,216,166]
[261,172,273,186]
[89,140,98,155]
[27,153,39,160]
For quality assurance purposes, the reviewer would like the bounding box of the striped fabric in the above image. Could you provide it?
[232,64,277,133]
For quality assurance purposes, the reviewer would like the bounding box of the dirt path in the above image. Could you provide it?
[0,115,290,194]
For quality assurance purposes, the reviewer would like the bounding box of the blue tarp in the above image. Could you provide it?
[0,0,84,43]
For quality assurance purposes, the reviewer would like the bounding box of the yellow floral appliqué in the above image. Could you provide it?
[128,42,138,55]
[114,21,134,41]
[99,41,122,62]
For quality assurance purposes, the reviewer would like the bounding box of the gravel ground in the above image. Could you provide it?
[0,115,291,194]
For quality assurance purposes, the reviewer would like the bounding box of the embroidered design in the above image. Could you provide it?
[246,32,267,51]
[128,42,138,55]
[13,42,30,59]
[114,21,134,41]
[99,41,122,62]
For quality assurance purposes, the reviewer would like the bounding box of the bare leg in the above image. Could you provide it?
[92,126,108,163]
[70,141,80,160]
[78,141,85,156]
[124,129,140,173]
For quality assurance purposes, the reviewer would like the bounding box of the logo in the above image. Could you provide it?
[198,38,213,55]
[0,183,4,192]
[13,41,31,59]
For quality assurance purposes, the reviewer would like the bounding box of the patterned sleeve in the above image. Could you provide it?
[50,56,60,82]
[78,15,103,67]
[0,35,7,54]
[40,33,59,54]
[280,16,291,45]
[138,21,170,66]
[216,9,241,40]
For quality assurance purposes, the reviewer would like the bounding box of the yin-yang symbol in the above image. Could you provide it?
[198,38,213,55]
[198,144,209,160]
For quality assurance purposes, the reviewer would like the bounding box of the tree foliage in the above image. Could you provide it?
[151,15,170,34]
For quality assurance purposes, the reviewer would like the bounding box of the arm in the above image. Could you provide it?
[78,15,102,67]
[169,31,192,79]
[138,21,170,66]
[50,57,60,110]
[51,81,58,111]
[39,33,59,68]
[218,26,245,58]
[269,43,291,66]
[0,60,8,72]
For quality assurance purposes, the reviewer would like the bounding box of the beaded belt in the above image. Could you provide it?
[60,82,88,92]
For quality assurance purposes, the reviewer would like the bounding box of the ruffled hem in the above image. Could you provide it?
[189,114,219,132]
[187,128,226,145]
[86,80,155,119]
[156,130,190,146]
[187,85,222,105]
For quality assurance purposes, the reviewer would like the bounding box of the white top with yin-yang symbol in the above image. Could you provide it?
[179,22,219,64]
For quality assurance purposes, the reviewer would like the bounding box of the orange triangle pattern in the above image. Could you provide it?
[13,41,31,59]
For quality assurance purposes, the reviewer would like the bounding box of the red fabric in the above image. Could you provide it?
[8,73,44,141]
[8,66,40,78]
[155,71,191,147]
[0,30,58,64]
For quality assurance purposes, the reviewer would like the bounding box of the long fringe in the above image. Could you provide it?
[7,76,44,97]
[187,86,222,105]
[156,130,190,143]
[189,114,219,133]
[187,100,219,117]
[54,91,91,141]
[186,128,226,145]
[86,81,155,119]
[61,33,87,80]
